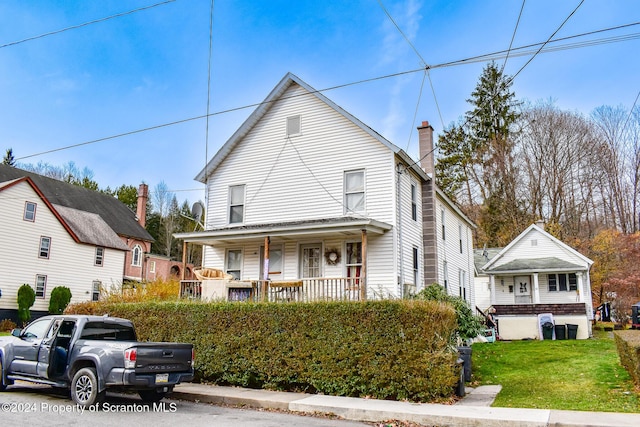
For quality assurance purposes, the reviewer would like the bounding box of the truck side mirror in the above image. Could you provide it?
[11,328,22,337]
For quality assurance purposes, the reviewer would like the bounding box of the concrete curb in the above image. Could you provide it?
[172,384,640,427]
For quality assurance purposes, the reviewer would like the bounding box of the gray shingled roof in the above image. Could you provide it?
[0,164,153,242]
[474,248,502,272]
[488,257,584,272]
[54,205,130,250]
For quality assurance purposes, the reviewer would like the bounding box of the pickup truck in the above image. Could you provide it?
[0,314,194,408]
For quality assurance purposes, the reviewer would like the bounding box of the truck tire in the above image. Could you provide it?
[138,389,166,403]
[71,367,104,408]
[0,357,6,391]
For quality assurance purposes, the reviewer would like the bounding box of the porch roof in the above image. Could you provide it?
[485,257,586,274]
[174,216,392,245]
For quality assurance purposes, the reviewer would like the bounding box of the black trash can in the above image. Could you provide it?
[457,346,472,382]
[567,324,578,339]
[554,324,566,340]
[542,322,554,340]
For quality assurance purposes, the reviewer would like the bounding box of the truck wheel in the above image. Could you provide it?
[138,389,166,403]
[0,357,6,391]
[71,367,104,408]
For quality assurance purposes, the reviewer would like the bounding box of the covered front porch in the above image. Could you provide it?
[174,217,393,302]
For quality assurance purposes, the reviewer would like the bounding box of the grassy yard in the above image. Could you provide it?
[472,330,640,412]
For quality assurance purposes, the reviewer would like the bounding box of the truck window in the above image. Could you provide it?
[80,321,136,341]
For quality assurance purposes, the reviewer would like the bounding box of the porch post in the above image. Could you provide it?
[262,236,270,302]
[533,272,540,304]
[576,272,584,302]
[181,241,187,280]
[361,229,367,301]
[489,275,496,305]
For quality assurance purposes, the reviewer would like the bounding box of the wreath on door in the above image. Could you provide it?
[324,248,341,265]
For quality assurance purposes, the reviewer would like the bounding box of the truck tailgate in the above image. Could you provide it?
[132,342,193,374]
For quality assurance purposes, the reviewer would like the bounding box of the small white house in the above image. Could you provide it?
[175,73,476,304]
[0,177,129,323]
[475,223,594,340]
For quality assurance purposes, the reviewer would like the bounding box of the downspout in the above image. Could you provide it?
[396,163,404,298]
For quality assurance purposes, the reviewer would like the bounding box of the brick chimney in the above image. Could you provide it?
[417,120,435,176]
[136,183,148,228]
[418,120,438,286]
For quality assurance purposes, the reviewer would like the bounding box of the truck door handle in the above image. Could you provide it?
[162,351,173,357]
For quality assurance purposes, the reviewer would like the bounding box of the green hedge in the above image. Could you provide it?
[614,330,640,387]
[68,300,459,402]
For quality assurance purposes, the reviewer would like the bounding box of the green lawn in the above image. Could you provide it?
[472,331,640,412]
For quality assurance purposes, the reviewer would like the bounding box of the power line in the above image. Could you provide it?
[17,18,638,163]
[501,0,526,74]
[0,0,176,49]
[510,0,584,81]
[376,0,427,67]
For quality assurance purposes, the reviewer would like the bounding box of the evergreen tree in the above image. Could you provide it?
[2,148,16,166]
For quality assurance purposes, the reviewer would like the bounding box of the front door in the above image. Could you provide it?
[514,275,532,304]
[300,244,321,278]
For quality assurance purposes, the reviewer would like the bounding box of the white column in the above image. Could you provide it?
[489,275,496,305]
[577,272,584,302]
[533,272,540,304]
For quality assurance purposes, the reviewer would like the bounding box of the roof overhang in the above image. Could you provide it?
[174,217,392,246]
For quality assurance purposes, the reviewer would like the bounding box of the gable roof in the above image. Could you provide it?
[195,72,429,184]
[0,177,129,251]
[0,164,153,242]
[482,223,593,272]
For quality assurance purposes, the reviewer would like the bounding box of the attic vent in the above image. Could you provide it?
[531,239,538,247]
[286,115,301,136]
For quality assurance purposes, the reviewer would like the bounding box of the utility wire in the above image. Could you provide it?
[0,0,176,49]
[501,0,526,74]
[17,18,637,162]
[376,0,427,67]
[406,71,427,151]
[510,0,584,81]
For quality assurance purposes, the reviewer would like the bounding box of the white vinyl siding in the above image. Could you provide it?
[0,181,125,313]
[204,83,395,229]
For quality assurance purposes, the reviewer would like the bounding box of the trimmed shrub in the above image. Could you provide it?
[614,330,640,386]
[49,286,72,314]
[413,284,484,343]
[67,299,459,402]
[17,284,36,326]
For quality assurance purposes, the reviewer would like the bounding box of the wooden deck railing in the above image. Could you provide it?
[179,277,363,302]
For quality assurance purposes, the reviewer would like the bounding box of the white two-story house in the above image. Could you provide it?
[0,177,129,323]
[176,73,475,303]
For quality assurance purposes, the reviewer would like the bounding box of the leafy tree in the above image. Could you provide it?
[3,148,16,166]
[17,284,36,326]
[48,286,72,314]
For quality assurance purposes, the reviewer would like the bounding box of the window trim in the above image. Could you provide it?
[344,169,366,214]
[410,182,417,221]
[412,246,419,285]
[226,249,243,280]
[39,236,51,259]
[131,244,142,267]
[24,201,37,222]
[441,209,446,240]
[344,241,362,280]
[95,247,105,266]
[149,261,156,273]
[35,274,47,298]
[92,280,101,302]
[228,184,246,224]
[459,224,463,254]
[548,273,578,292]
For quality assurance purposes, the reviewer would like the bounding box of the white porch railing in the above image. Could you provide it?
[179,277,363,302]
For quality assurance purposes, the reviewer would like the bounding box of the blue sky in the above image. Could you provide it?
[1,0,639,206]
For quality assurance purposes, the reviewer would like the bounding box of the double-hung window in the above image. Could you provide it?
[229,185,245,224]
[92,280,101,302]
[95,247,104,266]
[344,170,365,213]
[39,236,51,259]
[35,274,46,298]
[548,273,578,292]
[24,202,36,221]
